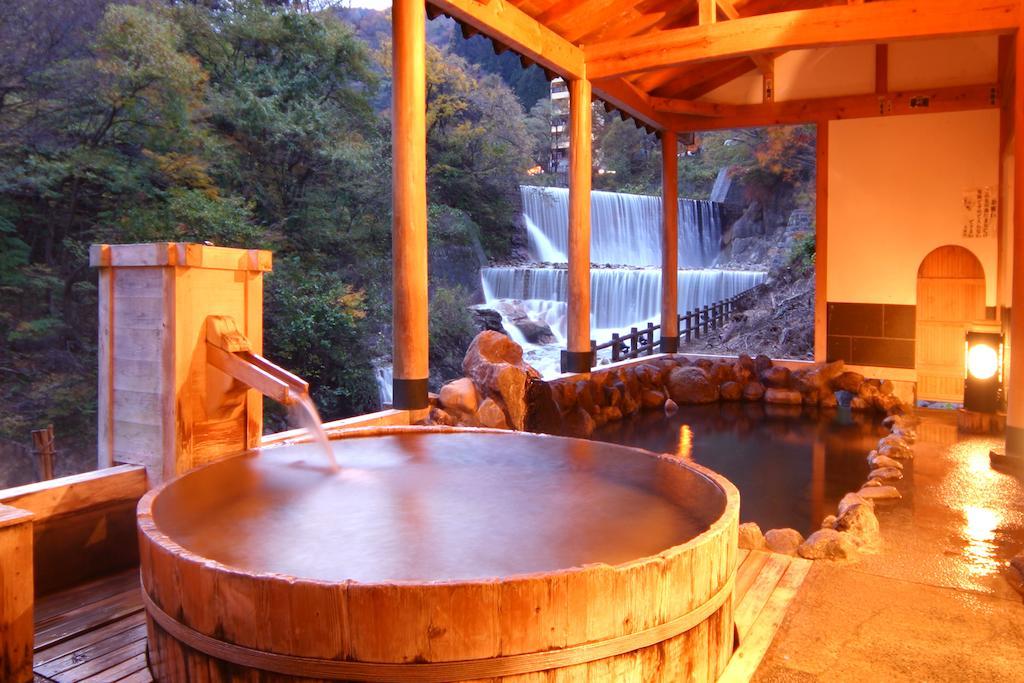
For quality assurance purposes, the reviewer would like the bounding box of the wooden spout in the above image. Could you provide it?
[206,316,309,406]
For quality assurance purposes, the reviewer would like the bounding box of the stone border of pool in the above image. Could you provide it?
[737,413,918,562]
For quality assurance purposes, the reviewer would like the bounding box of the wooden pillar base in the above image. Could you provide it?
[392,378,429,410]
[660,337,680,353]
[957,408,1006,434]
[561,350,594,374]
[1008,425,1024,454]
[0,504,34,683]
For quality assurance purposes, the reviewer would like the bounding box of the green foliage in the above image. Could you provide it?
[428,285,477,389]
[788,232,816,275]
[264,258,379,421]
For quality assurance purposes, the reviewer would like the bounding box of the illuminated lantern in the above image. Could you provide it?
[963,329,1003,414]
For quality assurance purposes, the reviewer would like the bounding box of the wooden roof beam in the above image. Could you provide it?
[590,77,668,130]
[657,82,1000,131]
[585,0,1020,80]
[428,0,585,80]
[715,0,776,74]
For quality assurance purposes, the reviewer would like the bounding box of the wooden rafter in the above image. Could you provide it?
[585,0,1020,80]
[590,78,666,130]
[656,83,1000,131]
[715,0,775,74]
[428,0,586,80]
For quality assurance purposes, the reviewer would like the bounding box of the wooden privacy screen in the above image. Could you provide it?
[915,245,986,402]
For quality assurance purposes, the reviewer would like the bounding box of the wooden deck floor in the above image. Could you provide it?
[31,550,808,682]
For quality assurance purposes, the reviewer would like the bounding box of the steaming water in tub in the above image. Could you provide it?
[153,431,725,583]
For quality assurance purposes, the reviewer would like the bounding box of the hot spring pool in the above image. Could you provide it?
[592,403,893,534]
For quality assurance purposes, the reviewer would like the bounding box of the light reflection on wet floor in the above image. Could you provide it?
[595,406,1024,598]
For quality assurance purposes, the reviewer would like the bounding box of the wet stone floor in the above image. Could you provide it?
[755,409,1024,681]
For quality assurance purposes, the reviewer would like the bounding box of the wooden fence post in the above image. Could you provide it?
[611,333,620,362]
[31,425,55,481]
[630,327,639,358]
[647,322,655,355]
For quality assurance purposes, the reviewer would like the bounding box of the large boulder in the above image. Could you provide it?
[720,381,743,401]
[760,366,792,389]
[438,377,479,416]
[476,398,509,429]
[832,371,865,393]
[641,389,667,409]
[765,528,804,555]
[742,381,766,402]
[563,406,595,438]
[833,502,880,549]
[764,388,803,405]
[667,366,719,404]
[857,485,902,501]
[798,529,859,560]
[462,331,540,430]
[738,522,767,550]
[524,380,563,435]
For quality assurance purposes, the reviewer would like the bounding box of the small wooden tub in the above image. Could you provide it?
[138,427,739,682]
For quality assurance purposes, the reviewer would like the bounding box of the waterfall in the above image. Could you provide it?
[374,365,393,407]
[482,267,766,338]
[519,185,723,268]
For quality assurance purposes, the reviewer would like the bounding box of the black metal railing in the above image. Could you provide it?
[592,287,757,366]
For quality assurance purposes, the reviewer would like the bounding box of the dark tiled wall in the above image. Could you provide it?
[826,302,916,368]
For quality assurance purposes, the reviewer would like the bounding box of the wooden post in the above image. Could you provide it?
[562,74,593,373]
[647,321,656,355]
[661,131,680,353]
[814,120,829,362]
[392,0,430,411]
[91,243,272,485]
[0,504,33,683]
[31,424,55,481]
[1006,28,1024,456]
[630,327,639,358]
[611,333,620,362]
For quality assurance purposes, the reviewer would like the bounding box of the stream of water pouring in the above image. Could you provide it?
[290,393,338,471]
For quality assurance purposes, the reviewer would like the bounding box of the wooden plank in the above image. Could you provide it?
[567,75,593,361]
[875,44,889,95]
[585,0,1019,79]
[699,0,717,25]
[34,570,138,626]
[114,669,153,683]
[428,0,585,80]
[35,623,146,679]
[0,466,147,522]
[34,612,146,665]
[719,558,813,683]
[734,549,771,606]
[1,505,34,683]
[656,83,999,131]
[34,589,143,651]
[714,0,777,74]
[733,553,789,639]
[57,640,147,683]
[392,0,430,415]
[815,120,828,362]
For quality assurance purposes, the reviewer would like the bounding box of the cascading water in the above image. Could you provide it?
[482,267,766,335]
[520,185,723,268]
[374,364,393,407]
[486,185,767,378]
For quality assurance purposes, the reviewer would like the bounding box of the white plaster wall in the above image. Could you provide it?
[888,36,998,91]
[700,70,762,105]
[775,46,875,101]
[827,110,1000,306]
[699,37,995,106]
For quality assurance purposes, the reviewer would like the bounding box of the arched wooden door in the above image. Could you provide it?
[915,246,986,402]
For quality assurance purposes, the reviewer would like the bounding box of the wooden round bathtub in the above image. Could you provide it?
[138,427,739,682]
